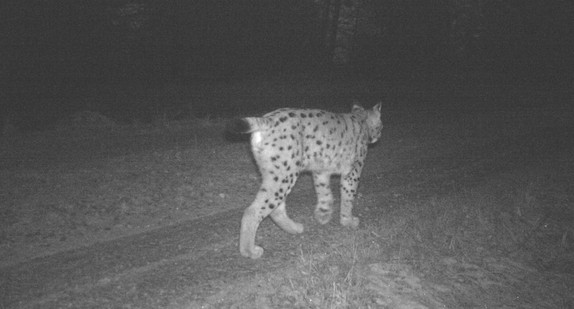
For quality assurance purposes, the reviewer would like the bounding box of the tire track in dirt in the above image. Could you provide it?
[1,208,242,308]
[1,189,321,308]
[2,115,571,308]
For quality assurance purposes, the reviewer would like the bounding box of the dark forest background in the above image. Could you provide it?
[1,0,573,130]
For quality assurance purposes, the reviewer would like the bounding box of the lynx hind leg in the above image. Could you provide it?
[339,167,362,228]
[239,186,278,259]
[239,177,297,259]
[239,201,267,259]
[270,201,304,234]
[313,172,334,225]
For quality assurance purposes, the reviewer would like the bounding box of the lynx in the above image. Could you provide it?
[229,103,383,259]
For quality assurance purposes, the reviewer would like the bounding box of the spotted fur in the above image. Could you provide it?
[231,103,383,259]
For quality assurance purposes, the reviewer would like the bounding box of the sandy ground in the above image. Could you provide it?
[1,99,573,308]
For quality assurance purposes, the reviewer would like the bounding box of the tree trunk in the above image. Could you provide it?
[327,0,342,62]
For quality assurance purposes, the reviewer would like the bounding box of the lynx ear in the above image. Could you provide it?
[373,102,382,113]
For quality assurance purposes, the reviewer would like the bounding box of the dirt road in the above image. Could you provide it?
[2,105,573,308]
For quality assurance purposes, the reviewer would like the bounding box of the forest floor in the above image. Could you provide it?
[1,79,573,308]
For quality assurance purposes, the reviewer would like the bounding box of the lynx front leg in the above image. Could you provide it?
[313,172,334,224]
[339,162,364,228]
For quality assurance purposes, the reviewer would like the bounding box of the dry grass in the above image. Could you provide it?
[408,169,574,308]
[195,164,574,309]
[0,118,257,266]
[3,78,573,308]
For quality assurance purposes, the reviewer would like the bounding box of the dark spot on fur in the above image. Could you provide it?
[316,140,322,145]
[279,116,288,122]
[273,176,279,182]
[288,112,296,117]
[269,203,276,209]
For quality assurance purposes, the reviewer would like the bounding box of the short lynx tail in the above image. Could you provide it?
[227,117,270,134]
[227,118,252,134]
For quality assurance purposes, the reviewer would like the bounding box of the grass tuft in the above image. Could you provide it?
[197,166,574,308]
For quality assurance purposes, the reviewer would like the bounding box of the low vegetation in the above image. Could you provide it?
[1,79,572,308]
[190,164,573,309]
